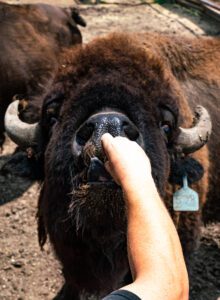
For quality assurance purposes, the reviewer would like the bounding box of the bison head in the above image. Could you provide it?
[26,4,86,47]
[4,33,212,296]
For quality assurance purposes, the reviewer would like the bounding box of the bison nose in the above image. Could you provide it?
[74,112,142,156]
[73,112,144,183]
[86,112,140,141]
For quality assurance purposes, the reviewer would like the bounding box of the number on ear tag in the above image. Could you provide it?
[173,176,199,211]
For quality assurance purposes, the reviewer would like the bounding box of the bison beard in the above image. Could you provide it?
[38,182,129,297]
[69,185,126,236]
[4,32,219,299]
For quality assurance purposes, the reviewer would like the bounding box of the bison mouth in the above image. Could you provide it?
[74,157,119,188]
[87,157,116,185]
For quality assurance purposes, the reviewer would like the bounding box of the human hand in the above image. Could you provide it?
[101,133,189,300]
[101,133,154,193]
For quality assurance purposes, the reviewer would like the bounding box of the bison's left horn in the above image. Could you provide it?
[175,105,212,154]
[4,100,40,148]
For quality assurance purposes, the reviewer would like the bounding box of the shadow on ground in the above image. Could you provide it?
[0,154,34,205]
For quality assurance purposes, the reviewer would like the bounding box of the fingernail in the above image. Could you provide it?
[101,133,113,142]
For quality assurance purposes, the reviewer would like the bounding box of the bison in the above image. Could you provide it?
[4,32,220,298]
[0,1,86,150]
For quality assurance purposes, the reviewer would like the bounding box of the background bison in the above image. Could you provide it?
[0,1,86,150]
[5,32,219,299]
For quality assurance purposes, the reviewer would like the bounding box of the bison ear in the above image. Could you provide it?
[169,156,204,185]
[42,92,65,130]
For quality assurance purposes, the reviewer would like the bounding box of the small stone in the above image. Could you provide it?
[11,258,23,268]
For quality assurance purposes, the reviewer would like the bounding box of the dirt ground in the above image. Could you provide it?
[0,1,220,299]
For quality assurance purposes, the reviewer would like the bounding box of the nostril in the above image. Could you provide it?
[76,122,94,146]
[123,123,140,141]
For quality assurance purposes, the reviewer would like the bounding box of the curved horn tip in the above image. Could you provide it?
[176,105,212,154]
[4,100,40,148]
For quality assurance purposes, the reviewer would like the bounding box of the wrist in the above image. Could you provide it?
[122,176,158,205]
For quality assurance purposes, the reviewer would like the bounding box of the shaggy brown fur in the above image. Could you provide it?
[34,32,220,299]
[0,1,86,148]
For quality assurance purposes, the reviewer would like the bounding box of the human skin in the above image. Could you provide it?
[101,133,189,300]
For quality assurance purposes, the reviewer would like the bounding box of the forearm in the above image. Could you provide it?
[122,182,189,300]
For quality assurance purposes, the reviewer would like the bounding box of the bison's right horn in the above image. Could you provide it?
[175,105,212,154]
[4,100,40,148]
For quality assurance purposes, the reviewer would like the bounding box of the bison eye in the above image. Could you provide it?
[160,122,173,143]
[161,122,172,136]
[159,107,176,142]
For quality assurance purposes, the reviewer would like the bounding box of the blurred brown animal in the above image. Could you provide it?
[5,32,220,299]
[0,1,86,149]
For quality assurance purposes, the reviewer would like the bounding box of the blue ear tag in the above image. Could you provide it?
[173,176,199,211]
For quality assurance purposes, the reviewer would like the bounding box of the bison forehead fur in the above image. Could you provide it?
[35,32,220,298]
